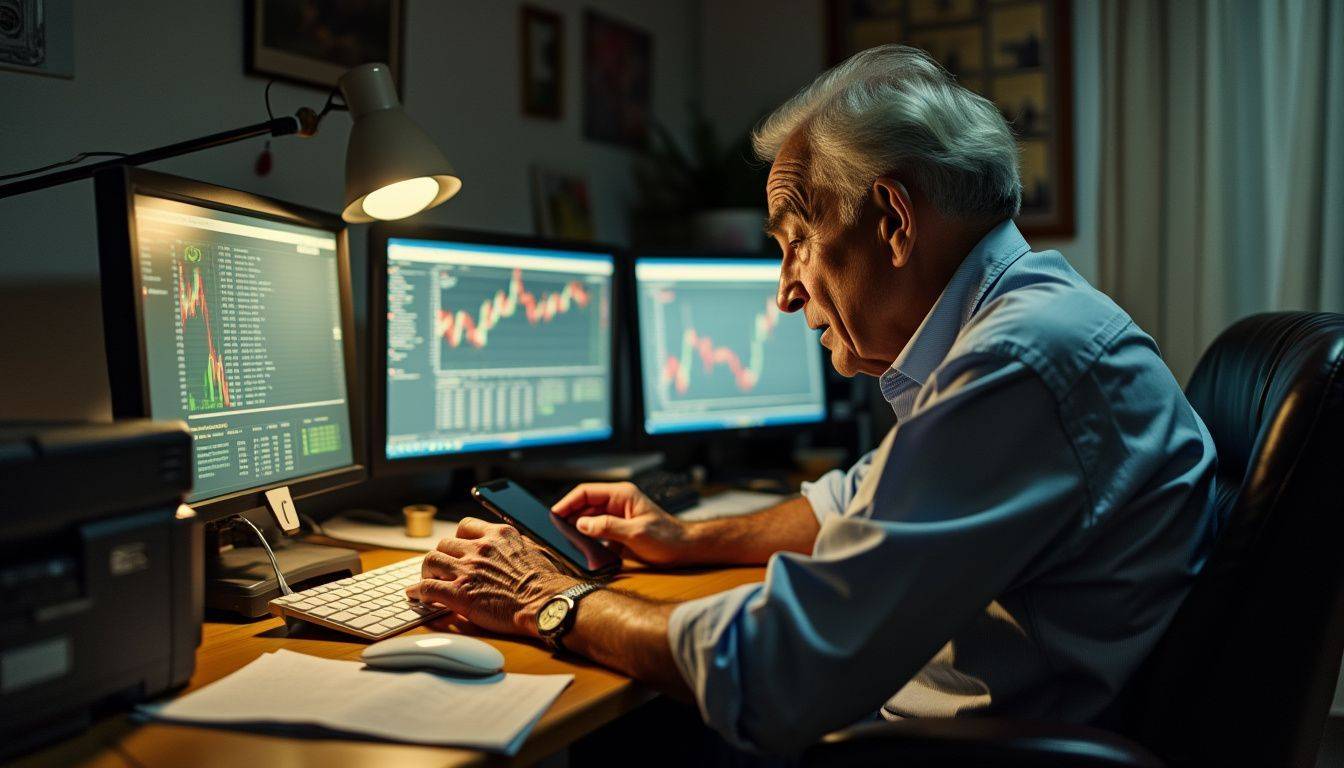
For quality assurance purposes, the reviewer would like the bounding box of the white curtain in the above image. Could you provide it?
[1098,0,1344,383]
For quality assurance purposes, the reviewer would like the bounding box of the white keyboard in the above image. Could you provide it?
[268,556,448,640]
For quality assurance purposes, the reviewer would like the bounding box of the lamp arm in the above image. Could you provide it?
[0,114,305,202]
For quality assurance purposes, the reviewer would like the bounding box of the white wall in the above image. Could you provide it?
[696,0,1100,283]
[0,0,695,419]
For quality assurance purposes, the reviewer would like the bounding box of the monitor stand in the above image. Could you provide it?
[204,512,362,619]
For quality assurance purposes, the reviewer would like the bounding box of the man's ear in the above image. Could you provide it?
[873,177,916,268]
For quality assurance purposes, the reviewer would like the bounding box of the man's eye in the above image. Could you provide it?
[789,238,804,249]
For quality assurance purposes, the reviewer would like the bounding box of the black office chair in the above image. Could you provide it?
[803,312,1344,768]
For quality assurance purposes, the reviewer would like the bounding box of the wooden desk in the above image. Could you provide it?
[17,547,765,768]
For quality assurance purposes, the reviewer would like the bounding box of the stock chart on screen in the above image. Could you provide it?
[636,258,826,435]
[383,238,613,458]
[133,196,354,502]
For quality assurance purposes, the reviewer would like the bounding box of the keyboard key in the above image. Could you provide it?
[308,605,337,617]
[347,605,372,616]
[372,607,398,618]
[366,621,397,635]
[336,578,356,586]
[393,609,421,622]
[347,615,379,629]
[329,611,355,623]
[290,599,319,610]
[331,589,354,598]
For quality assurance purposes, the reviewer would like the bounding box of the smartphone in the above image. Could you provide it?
[470,479,621,578]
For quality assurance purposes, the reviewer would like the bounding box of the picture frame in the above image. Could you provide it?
[0,0,74,79]
[246,0,404,96]
[582,11,652,149]
[825,0,1075,237]
[520,6,564,119]
[531,166,595,241]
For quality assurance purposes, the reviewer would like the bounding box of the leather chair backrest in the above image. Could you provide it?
[1123,313,1344,766]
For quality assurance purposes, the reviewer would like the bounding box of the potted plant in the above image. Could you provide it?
[633,106,769,252]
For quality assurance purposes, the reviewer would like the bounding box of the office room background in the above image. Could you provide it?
[2,0,1342,762]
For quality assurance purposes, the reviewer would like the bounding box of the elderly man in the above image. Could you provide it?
[409,45,1218,755]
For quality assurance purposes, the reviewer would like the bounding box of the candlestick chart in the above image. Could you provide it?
[636,266,826,434]
[434,265,604,371]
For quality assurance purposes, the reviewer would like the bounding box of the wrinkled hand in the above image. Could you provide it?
[551,482,693,566]
[407,517,578,638]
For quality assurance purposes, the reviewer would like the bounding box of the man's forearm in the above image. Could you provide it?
[682,495,819,565]
[561,587,693,700]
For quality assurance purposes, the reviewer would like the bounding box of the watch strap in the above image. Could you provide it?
[561,581,603,603]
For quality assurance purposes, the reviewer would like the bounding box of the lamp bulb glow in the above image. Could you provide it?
[361,177,440,220]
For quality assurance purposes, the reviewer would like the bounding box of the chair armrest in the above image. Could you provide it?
[801,717,1164,768]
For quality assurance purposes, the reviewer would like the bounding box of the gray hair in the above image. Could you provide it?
[753,45,1021,223]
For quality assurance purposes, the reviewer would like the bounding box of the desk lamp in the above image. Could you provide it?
[0,62,461,221]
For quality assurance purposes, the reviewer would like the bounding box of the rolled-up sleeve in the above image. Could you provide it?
[666,353,1088,754]
[799,449,876,525]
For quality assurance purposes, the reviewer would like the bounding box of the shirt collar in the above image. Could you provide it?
[878,220,1031,405]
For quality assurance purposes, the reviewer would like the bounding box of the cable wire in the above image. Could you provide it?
[264,79,277,120]
[235,515,293,596]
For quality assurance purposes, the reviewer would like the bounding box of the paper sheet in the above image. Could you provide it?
[142,649,571,754]
[322,515,458,551]
[678,490,787,521]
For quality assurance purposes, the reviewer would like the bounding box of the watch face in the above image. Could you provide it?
[538,598,570,633]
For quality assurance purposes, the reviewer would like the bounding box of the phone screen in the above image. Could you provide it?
[473,480,621,575]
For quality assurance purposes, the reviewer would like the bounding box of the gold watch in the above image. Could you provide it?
[537,582,602,652]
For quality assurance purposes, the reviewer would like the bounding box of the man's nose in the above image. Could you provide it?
[777,280,807,313]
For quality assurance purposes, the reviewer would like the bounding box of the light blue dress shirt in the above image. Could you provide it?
[666,221,1219,754]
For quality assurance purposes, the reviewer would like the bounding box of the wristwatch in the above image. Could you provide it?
[537,581,603,652]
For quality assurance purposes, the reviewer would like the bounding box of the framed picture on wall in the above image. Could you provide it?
[531,166,595,241]
[826,0,1074,237]
[520,6,564,119]
[582,11,652,149]
[0,0,74,79]
[247,0,404,95]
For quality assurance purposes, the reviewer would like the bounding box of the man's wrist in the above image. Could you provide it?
[678,520,717,565]
[517,573,583,638]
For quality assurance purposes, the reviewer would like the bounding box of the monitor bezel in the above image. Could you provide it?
[95,167,367,523]
[368,223,625,476]
[625,252,830,449]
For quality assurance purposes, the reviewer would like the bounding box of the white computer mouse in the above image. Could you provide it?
[361,633,505,676]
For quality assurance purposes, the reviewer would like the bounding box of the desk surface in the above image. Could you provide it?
[18,546,765,768]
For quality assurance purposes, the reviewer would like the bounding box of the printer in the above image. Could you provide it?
[0,420,200,758]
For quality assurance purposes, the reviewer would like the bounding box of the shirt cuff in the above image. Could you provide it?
[801,469,847,526]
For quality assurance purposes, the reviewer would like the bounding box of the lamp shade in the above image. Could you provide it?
[338,63,461,223]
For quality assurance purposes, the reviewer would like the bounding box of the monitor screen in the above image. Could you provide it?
[132,194,355,503]
[382,237,614,459]
[635,258,826,435]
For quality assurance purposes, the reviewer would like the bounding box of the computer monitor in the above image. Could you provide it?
[632,256,827,437]
[96,168,365,523]
[370,226,617,474]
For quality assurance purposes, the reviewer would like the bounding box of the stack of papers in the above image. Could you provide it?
[141,649,572,755]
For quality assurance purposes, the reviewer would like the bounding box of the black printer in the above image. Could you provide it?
[0,420,200,758]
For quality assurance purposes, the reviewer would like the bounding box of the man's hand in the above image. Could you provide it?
[408,517,579,638]
[551,482,695,566]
